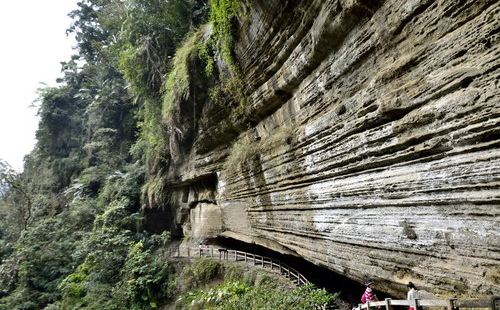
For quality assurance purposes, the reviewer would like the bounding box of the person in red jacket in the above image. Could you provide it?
[361,279,379,304]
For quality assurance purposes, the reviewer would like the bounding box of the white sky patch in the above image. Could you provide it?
[0,0,78,171]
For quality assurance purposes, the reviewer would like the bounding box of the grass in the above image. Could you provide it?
[223,124,295,172]
[223,136,260,172]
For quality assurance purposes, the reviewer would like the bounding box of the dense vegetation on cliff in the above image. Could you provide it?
[0,0,335,309]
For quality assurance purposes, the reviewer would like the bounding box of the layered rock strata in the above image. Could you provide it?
[165,0,500,298]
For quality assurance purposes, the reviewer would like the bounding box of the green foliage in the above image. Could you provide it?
[112,240,176,310]
[209,0,240,67]
[68,0,124,62]
[30,59,137,198]
[177,258,222,291]
[35,85,86,161]
[162,30,204,119]
[134,97,169,170]
[223,135,259,172]
[0,160,17,196]
[59,263,90,300]
[56,227,174,310]
[97,163,144,210]
[197,39,215,77]
[179,280,250,309]
[51,162,167,310]
[117,0,196,97]
[55,208,136,309]
[173,260,337,310]
[208,0,248,109]
[0,160,32,240]
[115,1,209,198]
[141,174,169,209]
[0,201,96,309]
[178,279,337,310]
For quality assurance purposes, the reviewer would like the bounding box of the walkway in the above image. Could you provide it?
[354,296,499,310]
[166,245,309,286]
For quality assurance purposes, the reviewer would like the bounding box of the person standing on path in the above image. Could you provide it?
[361,279,379,304]
[407,282,420,310]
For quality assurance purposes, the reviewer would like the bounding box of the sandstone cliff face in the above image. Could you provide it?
[164,0,500,298]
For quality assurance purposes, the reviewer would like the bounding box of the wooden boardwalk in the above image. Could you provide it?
[166,245,310,286]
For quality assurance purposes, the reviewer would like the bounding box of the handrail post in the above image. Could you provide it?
[491,296,499,310]
[211,248,213,257]
[261,257,264,267]
[187,247,190,258]
[358,303,363,310]
[366,302,371,310]
[244,252,247,263]
[385,298,392,310]
[447,298,456,310]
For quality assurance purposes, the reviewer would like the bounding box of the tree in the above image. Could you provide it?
[0,160,15,197]
[0,160,32,232]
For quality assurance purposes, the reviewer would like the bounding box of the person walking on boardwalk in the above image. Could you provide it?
[407,282,420,310]
[361,279,379,304]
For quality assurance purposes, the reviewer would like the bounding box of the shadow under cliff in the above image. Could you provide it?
[207,236,391,307]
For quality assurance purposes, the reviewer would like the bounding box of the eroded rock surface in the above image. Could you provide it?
[166,0,500,298]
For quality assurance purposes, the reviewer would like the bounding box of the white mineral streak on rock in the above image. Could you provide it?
[216,172,226,197]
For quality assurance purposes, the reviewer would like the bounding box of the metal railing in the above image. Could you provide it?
[166,246,310,286]
[166,247,499,310]
[354,296,499,310]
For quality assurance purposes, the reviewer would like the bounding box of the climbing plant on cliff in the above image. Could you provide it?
[162,30,204,119]
[207,0,247,109]
[209,0,240,66]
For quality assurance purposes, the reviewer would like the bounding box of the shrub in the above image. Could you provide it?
[177,258,222,291]
[177,280,337,310]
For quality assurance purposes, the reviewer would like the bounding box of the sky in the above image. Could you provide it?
[0,0,78,171]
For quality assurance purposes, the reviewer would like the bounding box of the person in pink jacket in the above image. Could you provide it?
[361,279,379,304]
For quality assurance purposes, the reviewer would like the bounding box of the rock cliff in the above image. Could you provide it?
[161,0,500,298]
